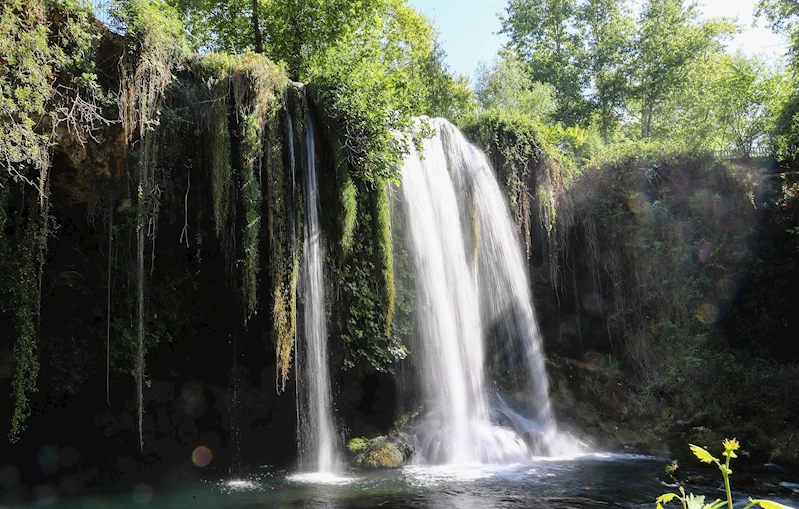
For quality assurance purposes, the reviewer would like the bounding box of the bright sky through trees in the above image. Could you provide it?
[411,0,788,80]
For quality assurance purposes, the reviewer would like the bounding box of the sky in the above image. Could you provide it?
[409,0,789,82]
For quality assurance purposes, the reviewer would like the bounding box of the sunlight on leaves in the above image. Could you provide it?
[657,493,679,504]
[754,500,797,509]
[689,444,718,464]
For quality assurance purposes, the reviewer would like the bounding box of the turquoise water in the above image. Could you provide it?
[14,453,797,509]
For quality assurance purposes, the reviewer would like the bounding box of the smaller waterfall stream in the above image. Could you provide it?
[296,108,340,473]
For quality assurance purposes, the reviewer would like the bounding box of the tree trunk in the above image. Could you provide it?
[642,103,653,138]
[251,0,263,53]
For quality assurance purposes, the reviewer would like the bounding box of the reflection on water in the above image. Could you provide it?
[13,455,799,509]
[287,472,356,486]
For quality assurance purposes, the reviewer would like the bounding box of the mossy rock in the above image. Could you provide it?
[348,432,414,469]
[354,441,405,469]
[347,437,370,454]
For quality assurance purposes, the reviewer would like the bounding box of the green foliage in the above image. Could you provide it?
[632,0,737,138]
[0,187,42,441]
[173,0,385,78]
[112,0,189,140]
[500,0,745,146]
[112,0,190,449]
[169,0,254,53]
[657,440,796,509]
[332,197,408,372]
[500,0,589,124]
[112,0,187,54]
[259,0,384,79]
[662,53,788,153]
[1,0,100,191]
[0,0,52,181]
[302,1,475,183]
[373,179,395,335]
[186,53,289,329]
[347,437,369,453]
[0,0,101,442]
[230,54,287,323]
[309,61,409,183]
[582,0,635,141]
[186,52,290,384]
[475,55,557,122]
[313,102,358,259]
[305,0,450,183]
[757,0,799,69]
[418,41,477,123]
[201,58,235,265]
[170,0,477,126]
[773,83,799,166]
[172,0,473,184]
[340,177,357,255]
[561,151,762,392]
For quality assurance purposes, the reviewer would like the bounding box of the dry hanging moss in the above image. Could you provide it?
[268,83,300,392]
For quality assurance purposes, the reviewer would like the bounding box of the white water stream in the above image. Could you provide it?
[295,109,339,473]
[400,118,582,464]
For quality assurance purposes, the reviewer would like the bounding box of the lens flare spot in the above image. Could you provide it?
[192,446,212,468]
[626,192,651,214]
[131,483,152,504]
[696,303,719,324]
[716,278,737,301]
[33,484,58,506]
[37,446,59,475]
[696,242,713,264]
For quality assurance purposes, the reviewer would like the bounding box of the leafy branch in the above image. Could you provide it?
[656,439,796,509]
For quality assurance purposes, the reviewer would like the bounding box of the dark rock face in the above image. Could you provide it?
[547,355,673,456]
[522,429,550,456]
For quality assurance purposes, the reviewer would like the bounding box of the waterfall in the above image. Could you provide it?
[284,100,296,258]
[295,108,340,473]
[400,118,580,465]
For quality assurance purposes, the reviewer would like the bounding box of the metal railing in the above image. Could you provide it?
[90,0,112,26]
[712,146,773,160]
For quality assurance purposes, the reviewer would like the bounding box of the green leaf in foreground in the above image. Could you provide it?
[689,444,718,464]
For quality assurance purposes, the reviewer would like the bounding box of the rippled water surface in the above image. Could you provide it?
[31,453,799,509]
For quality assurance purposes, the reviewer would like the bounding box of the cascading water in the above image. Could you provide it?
[295,108,340,473]
[284,99,297,255]
[400,118,582,464]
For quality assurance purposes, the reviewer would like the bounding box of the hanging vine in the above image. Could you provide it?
[114,0,187,450]
[230,55,283,324]
[0,0,107,441]
[373,178,395,335]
